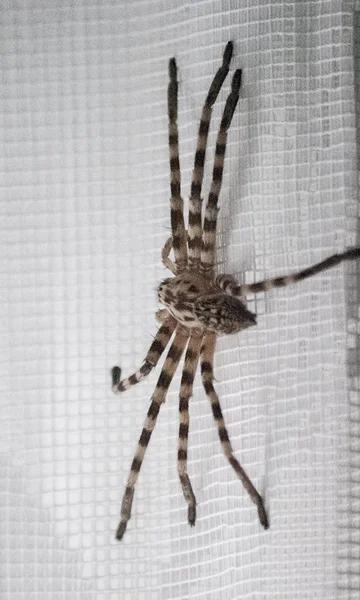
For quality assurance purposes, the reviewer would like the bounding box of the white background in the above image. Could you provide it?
[1,1,360,599]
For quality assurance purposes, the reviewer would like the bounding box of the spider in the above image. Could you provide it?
[112,41,360,540]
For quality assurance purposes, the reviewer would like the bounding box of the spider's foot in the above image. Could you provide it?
[257,500,269,530]
[188,504,196,527]
[223,41,233,66]
[111,366,122,390]
[115,519,127,541]
[169,57,177,80]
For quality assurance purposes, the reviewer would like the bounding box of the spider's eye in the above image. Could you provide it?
[158,278,171,292]
[194,294,256,335]
[160,278,170,286]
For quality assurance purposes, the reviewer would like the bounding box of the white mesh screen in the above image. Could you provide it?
[1,1,360,599]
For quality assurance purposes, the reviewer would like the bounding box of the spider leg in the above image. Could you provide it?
[161,235,177,274]
[200,333,269,530]
[188,41,234,269]
[200,68,242,273]
[178,334,202,526]
[112,317,176,393]
[215,248,360,296]
[116,329,189,540]
[168,57,188,272]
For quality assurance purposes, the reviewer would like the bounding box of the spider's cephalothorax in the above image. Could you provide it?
[112,42,360,541]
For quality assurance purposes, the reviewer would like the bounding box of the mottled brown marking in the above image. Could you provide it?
[169,133,178,146]
[194,148,206,167]
[131,457,141,473]
[139,429,151,447]
[273,277,286,287]
[188,210,202,227]
[211,401,222,421]
[181,369,194,385]
[170,156,180,171]
[201,361,212,373]
[179,397,188,412]
[203,380,213,395]
[171,235,182,250]
[149,339,165,356]
[212,166,223,182]
[170,182,181,197]
[178,448,187,461]
[199,119,210,135]
[171,208,184,228]
[157,371,172,389]
[179,423,188,438]
[203,217,217,232]
[188,237,202,250]
[215,142,226,156]
[219,427,230,443]
[147,402,160,419]
[207,192,217,207]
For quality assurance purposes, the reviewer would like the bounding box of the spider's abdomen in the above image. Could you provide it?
[194,294,256,335]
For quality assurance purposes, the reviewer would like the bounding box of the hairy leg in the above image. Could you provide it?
[200,68,242,273]
[168,58,188,271]
[216,248,360,296]
[200,333,268,529]
[161,235,177,274]
[116,329,189,540]
[177,334,202,526]
[188,41,234,269]
[112,317,176,393]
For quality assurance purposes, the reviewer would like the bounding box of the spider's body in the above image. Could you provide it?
[158,272,255,334]
[112,42,360,541]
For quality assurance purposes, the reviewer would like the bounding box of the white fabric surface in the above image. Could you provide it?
[1,1,359,598]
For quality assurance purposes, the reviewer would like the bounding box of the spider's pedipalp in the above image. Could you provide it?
[155,308,170,323]
[201,68,242,272]
[116,329,188,540]
[161,235,177,274]
[112,317,176,394]
[188,41,234,269]
[200,333,269,530]
[178,334,202,526]
[216,247,360,297]
[168,57,188,271]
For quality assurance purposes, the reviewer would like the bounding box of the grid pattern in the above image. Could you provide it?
[1,1,359,599]
[338,3,360,598]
